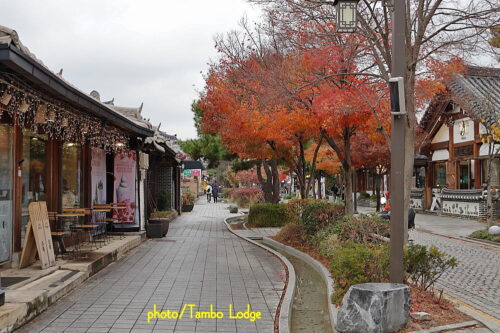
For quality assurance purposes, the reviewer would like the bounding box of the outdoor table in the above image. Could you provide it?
[57,212,85,258]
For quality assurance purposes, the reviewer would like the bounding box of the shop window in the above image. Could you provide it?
[61,143,82,208]
[434,163,446,187]
[21,130,47,245]
[482,159,500,187]
[0,125,13,262]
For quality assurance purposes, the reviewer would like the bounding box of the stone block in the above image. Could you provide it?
[336,283,411,333]
[410,311,432,321]
[229,205,238,213]
[488,225,500,235]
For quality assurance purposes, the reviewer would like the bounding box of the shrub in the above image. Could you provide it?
[150,210,173,219]
[283,194,294,200]
[157,190,169,211]
[274,223,307,245]
[248,203,287,228]
[222,187,233,198]
[369,194,378,201]
[182,192,195,206]
[470,229,500,243]
[285,199,323,224]
[359,191,370,199]
[228,188,263,207]
[404,244,458,290]
[300,201,344,236]
[317,232,342,258]
[330,242,390,303]
[335,215,390,244]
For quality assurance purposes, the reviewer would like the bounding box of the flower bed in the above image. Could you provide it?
[271,199,473,332]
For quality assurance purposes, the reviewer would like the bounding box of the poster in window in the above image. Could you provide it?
[91,148,107,205]
[113,150,138,226]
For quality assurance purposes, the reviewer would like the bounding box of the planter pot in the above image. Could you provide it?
[147,218,170,238]
[182,204,194,212]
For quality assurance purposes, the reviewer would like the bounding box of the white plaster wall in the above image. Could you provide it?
[431,124,450,143]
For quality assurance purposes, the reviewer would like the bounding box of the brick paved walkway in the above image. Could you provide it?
[17,201,286,333]
[410,230,500,320]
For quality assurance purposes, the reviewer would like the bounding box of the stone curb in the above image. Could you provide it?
[261,237,338,333]
[415,228,500,250]
[223,217,295,333]
[0,234,146,333]
[409,320,480,333]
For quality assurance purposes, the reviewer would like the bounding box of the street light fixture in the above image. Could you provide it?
[333,0,360,33]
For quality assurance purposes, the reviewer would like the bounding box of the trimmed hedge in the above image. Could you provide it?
[248,203,287,228]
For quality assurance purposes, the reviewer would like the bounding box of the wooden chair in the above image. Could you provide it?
[59,208,86,257]
[48,212,67,259]
[90,206,111,245]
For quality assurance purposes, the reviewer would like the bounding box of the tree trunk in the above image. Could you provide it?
[344,165,354,215]
[375,173,381,212]
[257,160,273,203]
[271,159,280,203]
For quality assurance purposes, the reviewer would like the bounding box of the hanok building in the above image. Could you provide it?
[0,26,155,266]
[415,66,500,219]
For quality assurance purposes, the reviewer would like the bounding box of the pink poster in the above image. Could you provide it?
[91,148,107,205]
[113,150,138,225]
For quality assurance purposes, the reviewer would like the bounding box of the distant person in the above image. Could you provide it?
[206,184,212,203]
[212,184,219,203]
[332,184,339,201]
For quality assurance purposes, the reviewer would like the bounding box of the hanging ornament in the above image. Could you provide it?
[61,117,68,127]
[35,104,47,123]
[19,100,30,113]
[47,109,56,122]
[1,90,12,105]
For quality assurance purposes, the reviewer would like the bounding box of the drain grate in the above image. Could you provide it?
[148,239,177,242]
[0,276,30,288]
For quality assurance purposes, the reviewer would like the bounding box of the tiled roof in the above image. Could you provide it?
[448,66,500,128]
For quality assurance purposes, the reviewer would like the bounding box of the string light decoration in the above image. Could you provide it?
[0,73,129,151]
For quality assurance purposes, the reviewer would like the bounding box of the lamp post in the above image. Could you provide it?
[334,0,408,283]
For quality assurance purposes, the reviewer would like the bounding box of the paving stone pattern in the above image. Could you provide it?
[17,201,286,333]
[410,230,500,320]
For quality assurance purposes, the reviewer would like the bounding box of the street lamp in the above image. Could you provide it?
[333,0,360,33]
[334,0,408,283]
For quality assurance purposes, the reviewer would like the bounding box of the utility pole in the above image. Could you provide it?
[389,0,409,283]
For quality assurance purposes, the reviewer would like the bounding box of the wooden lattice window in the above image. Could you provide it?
[454,144,473,157]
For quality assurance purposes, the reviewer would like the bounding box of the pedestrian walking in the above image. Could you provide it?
[332,184,339,201]
[212,184,219,203]
[206,184,212,203]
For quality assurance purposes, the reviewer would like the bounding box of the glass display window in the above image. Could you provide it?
[0,125,13,262]
[21,130,48,245]
[61,143,83,208]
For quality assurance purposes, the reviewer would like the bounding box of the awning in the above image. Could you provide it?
[432,149,449,161]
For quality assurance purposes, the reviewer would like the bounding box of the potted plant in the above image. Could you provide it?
[181,192,195,212]
[146,210,177,238]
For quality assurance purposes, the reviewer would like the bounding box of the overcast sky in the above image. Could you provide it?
[1,0,261,139]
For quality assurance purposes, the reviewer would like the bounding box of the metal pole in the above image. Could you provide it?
[389,0,408,283]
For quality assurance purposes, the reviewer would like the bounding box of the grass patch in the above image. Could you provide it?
[469,229,500,243]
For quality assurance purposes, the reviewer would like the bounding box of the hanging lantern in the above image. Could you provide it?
[334,0,360,33]
[82,124,89,134]
[1,90,12,106]
[61,117,69,127]
[35,104,47,124]
[19,100,30,113]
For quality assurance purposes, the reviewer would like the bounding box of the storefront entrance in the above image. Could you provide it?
[0,125,13,262]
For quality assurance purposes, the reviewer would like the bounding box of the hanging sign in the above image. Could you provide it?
[113,150,138,226]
